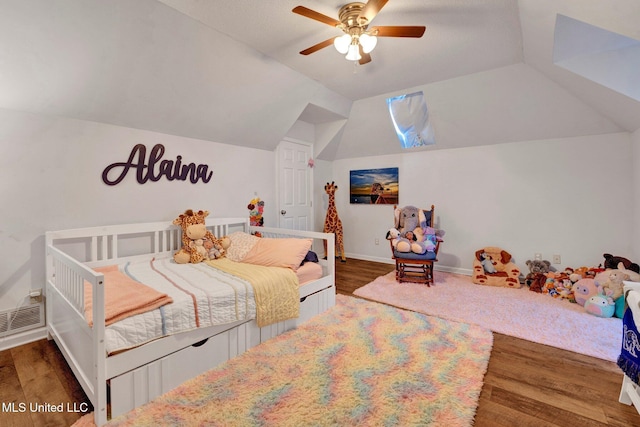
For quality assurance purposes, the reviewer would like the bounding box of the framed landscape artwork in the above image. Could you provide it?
[350,167,399,204]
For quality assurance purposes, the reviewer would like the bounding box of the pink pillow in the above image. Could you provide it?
[241,238,312,271]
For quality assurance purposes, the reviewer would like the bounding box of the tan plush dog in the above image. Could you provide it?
[472,246,521,288]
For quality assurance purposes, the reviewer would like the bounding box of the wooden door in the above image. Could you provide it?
[277,139,313,230]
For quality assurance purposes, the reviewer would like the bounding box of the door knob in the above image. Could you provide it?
[280,210,287,215]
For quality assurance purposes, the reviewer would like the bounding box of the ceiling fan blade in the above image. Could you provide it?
[359,47,372,65]
[292,6,340,27]
[371,26,426,38]
[299,38,336,55]
[359,0,389,24]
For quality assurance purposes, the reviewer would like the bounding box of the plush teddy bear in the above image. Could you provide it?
[204,236,231,260]
[526,259,551,274]
[189,238,209,260]
[600,269,629,301]
[524,259,551,290]
[599,262,640,318]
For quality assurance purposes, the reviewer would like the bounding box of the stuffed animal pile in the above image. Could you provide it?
[590,253,640,318]
[524,259,605,304]
[386,205,444,255]
[527,253,640,319]
[172,209,229,264]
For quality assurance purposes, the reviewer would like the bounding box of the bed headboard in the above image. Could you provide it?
[45,217,250,268]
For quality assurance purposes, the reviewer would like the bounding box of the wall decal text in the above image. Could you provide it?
[102,144,213,186]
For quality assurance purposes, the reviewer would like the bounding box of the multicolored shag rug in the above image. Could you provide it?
[354,270,622,361]
[74,294,492,427]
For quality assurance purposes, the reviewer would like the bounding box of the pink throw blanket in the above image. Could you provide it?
[84,265,173,327]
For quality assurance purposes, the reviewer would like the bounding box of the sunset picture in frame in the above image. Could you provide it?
[350,167,399,204]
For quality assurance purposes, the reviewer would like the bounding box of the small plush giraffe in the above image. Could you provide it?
[323,181,346,262]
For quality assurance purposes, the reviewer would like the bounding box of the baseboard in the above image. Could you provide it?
[0,326,48,351]
[344,253,473,277]
[434,265,473,276]
[345,253,394,264]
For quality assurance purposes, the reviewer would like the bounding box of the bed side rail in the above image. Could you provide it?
[46,242,107,423]
[46,245,103,318]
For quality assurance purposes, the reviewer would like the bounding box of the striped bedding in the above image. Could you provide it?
[102,257,259,355]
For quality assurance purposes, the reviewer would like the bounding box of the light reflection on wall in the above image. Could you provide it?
[386,91,435,149]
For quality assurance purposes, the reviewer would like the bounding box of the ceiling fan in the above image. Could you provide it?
[293,0,425,65]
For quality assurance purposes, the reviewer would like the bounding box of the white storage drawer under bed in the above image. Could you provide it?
[110,285,335,418]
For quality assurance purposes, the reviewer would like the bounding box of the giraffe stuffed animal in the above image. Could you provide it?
[323,181,346,262]
[172,209,219,264]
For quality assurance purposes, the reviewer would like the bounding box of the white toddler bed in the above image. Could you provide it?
[45,217,336,426]
[619,281,640,414]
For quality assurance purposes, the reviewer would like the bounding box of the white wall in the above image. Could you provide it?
[332,132,633,274]
[0,108,276,312]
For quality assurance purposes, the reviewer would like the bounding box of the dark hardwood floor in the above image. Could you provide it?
[2,258,639,426]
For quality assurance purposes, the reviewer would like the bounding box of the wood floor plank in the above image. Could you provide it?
[484,372,609,424]
[0,349,33,427]
[475,397,560,427]
[11,341,82,427]
[486,384,610,427]
[487,349,622,400]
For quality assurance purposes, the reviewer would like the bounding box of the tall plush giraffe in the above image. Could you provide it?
[323,181,346,262]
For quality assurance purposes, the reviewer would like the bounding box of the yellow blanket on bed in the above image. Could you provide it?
[205,258,299,327]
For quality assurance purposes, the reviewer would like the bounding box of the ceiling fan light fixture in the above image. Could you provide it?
[334,34,351,54]
[345,43,362,61]
[359,33,377,53]
[294,2,426,64]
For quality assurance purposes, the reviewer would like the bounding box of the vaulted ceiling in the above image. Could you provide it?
[1,0,639,160]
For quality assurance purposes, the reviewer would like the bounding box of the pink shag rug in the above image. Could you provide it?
[354,270,622,362]
[73,295,492,427]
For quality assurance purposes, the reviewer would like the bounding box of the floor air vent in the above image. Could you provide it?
[0,303,45,338]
